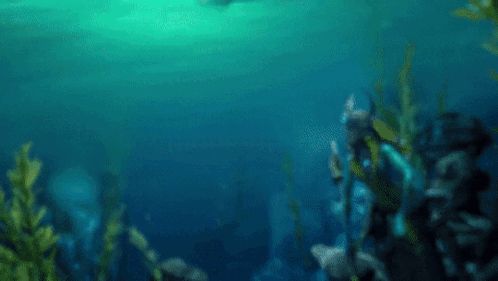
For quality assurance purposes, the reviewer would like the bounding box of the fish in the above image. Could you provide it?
[199,0,233,5]
[198,0,254,7]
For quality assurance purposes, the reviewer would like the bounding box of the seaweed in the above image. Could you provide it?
[97,208,124,281]
[454,0,498,80]
[397,44,418,160]
[281,155,307,267]
[371,45,419,155]
[0,143,58,281]
[437,81,449,115]
[453,0,498,23]
[128,227,162,281]
[97,171,125,281]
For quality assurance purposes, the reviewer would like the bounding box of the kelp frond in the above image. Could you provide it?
[98,208,124,281]
[129,227,162,281]
[281,155,308,266]
[398,44,418,159]
[455,0,498,79]
[0,143,58,281]
[453,0,498,23]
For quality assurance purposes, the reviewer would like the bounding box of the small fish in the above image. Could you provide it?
[199,0,254,7]
[199,0,233,5]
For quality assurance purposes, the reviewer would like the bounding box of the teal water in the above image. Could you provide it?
[0,1,497,281]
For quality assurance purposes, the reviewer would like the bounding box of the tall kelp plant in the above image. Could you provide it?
[0,143,58,281]
[371,45,423,172]
[281,154,307,267]
[97,171,125,281]
[98,208,124,281]
[454,0,498,80]
[129,227,162,281]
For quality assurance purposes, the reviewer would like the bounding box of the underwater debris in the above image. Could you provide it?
[0,143,58,281]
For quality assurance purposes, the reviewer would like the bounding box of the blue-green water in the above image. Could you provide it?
[0,1,497,281]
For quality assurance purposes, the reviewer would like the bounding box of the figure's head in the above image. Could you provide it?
[342,95,376,159]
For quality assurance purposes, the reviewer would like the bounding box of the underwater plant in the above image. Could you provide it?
[97,208,124,281]
[97,171,126,281]
[281,155,307,266]
[454,0,498,80]
[128,227,163,281]
[0,143,59,281]
[128,227,208,281]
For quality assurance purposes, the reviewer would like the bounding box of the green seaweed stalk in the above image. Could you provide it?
[454,0,498,80]
[397,44,418,159]
[97,208,124,281]
[0,143,58,281]
[128,227,162,281]
[282,155,308,267]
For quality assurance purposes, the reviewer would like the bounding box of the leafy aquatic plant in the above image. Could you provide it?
[454,0,498,80]
[397,44,418,159]
[97,171,125,281]
[97,208,124,281]
[281,155,307,266]
[128,227,162,281]
[0,143,58,281]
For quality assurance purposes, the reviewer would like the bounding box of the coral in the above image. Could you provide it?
[0,143,58,281]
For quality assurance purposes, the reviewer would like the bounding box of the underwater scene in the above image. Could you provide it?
[0,0,498,280]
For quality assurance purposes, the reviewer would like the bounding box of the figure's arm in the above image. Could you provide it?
[379,144,424,236]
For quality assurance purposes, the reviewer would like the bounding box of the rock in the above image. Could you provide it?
[310,244,388,281]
